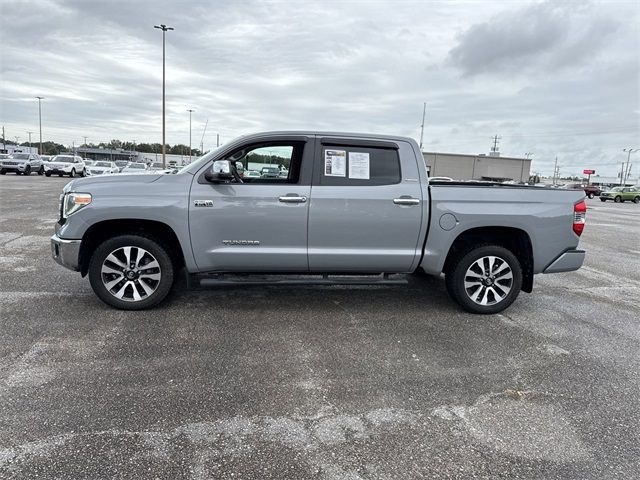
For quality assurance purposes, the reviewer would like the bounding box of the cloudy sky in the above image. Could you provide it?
[1,0,638,177]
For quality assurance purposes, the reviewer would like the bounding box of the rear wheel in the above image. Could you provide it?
[600,198,606,202]
[0,169,5,175]
[58,173,63,177]
[88,234,174,310]
[634,196,640,204]
[80,168,86,177]
[445,245,522,314]
[588,193,594,199]
[45,172,51,177]
[38,166,44,175]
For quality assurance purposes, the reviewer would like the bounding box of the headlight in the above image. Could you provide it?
[62,192,92,218]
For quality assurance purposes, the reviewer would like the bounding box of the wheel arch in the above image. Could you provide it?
[79,219,185,277]
[443,226,534,293]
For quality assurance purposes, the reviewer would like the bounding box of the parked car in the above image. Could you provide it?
[600,186,640,203]
[0,152,44,175]
[260,166,280,178]
[121,162,149,174]
[51,131,587,313]
[244,170,261,179]
[45,155,87,177]
[114,160,130,172]
[561,182,601,199]
[88,161,119,175]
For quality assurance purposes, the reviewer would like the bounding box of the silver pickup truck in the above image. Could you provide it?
[51,131,587,313]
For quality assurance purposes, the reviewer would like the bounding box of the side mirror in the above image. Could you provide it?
[204,160,234,183]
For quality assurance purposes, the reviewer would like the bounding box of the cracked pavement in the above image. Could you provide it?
[1,175,639,479]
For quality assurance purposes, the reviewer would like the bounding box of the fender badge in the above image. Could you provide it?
[194,200,214,207]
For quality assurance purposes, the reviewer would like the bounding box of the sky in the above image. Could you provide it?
[1,0,639,177]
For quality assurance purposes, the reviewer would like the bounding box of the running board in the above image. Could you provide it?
[198,273,408,287]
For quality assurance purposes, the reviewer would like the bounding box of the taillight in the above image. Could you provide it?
[573,200,587,236]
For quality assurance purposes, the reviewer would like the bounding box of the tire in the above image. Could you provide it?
[24,166,31,176]
[80,168,86,177]
[58,173,63,177]
[0,170,5,175]
[600,198,606,202]
[614,196,622,203]
[588,193,594,199]
[69,168,75,178]
[445,245,522,314]
[45,172,51,177]
[38,166,44,175]
[88,234,174,310]
[634,196,640,204]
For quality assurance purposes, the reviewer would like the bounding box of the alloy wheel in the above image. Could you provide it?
[463,255,513,306]
[100,246,162,302]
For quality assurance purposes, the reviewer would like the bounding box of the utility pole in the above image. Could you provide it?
[491,135,501,154]
[419,102,426,151]
[553,156,559,185]
[35,96,44,154]
[622,148,638,185]
[27,131,33,149]
[154,24,174,169]
[216,133,220,147]
[199,118,208,155]
[186,108,195,164]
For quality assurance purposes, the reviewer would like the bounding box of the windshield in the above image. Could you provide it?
[610,187,624,192]
[177,144,226,174]
[95,162,111,167]
[12,154,30,159]
[53,156,74,163]
[127,163,145,169]
[115,161,128,166]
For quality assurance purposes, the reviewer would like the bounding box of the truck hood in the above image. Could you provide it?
[64,174,164,193]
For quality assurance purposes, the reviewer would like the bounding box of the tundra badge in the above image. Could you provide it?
[193,200,214,207]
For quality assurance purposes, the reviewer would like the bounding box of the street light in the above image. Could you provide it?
[154,24,174,169]
[622,148,638,185]
[35,96,44,154]
[186,108,194,164]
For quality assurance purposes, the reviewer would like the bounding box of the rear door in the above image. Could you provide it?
[308,138,424,273]
[189,136,314,272]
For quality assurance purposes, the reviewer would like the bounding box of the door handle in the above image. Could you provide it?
[393,197,420,206]
[279,195,307,203]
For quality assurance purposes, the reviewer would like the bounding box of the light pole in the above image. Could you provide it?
[186,108,194,164]
[27,131,33,149]
[35,97,44,154]
[154,24,174,169]
[622,148,638,185]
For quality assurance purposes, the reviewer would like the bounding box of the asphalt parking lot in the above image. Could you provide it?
[1,175,639,479]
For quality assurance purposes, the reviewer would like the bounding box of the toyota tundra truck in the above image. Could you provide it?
[51,131,587,313]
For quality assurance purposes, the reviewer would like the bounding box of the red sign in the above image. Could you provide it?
[583,169,595,175]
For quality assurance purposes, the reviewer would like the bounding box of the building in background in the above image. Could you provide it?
[75,147,191,166]
[0,143,38,155]
[422,151,531,182]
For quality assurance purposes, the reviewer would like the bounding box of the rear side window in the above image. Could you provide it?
[319,146,401,186]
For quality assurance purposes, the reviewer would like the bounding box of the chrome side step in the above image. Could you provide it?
[198,273,408,287]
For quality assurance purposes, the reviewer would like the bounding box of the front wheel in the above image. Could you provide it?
[445,245,522,314]
[45,172,51,177]
[614,196,622,203]
[38,166,44,175]
[0,169,6,175]
[88,234,174,310]
[23,166,31,176]
[600,198,607,202]
[69,168,76,178]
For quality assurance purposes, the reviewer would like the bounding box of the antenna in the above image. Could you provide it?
[419,102,426,151]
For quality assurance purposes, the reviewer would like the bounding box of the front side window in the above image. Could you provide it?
[223,142,303,184]
[319,145,401,186]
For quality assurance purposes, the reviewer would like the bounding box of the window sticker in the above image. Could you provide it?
[324,149,346,177]
[348,152,370,180]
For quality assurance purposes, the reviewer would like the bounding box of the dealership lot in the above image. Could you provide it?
[1,175,639,478]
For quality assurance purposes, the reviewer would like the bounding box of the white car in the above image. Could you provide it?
[88,161,119,175]
[0,152,44,176]
[45,155,87,177]
[121,162,149,174]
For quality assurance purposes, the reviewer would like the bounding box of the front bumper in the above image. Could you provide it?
[543,249,585,274]
[1,163,28,172]
[51,234,81,271]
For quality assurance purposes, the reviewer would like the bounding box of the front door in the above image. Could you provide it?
[189,137,314,272]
